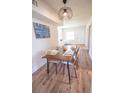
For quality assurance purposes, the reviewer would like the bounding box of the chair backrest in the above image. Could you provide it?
[75,47,79,56]
[69,47,79,68]
[72,51,79,68]
[74,47,80,63]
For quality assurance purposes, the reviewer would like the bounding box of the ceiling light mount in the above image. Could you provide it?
[58,0,73,20]
[63,0,67,4]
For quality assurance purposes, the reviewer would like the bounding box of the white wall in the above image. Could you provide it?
[32,0,58,73]
[89,25,92,59]
[84,18,92,47]
[84,18,92,59]
[32,18,58,73]
[61,25,85,44]
[84,26,88,48]
[32,0,59,23]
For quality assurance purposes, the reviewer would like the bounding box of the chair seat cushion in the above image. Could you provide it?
[48,60,60,63]
[63,49,74,56]
[62,61,73,65]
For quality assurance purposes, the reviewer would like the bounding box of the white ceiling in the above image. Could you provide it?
[43,0,92,26]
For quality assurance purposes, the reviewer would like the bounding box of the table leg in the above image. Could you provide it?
[63,64,65,74]
[55,63,57,74]
[67,61,71,84]
[47,59,49,73]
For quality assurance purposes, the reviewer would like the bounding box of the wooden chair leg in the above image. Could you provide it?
[74,66,77,78]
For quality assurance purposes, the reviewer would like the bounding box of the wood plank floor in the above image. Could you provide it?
[32,47,92,93]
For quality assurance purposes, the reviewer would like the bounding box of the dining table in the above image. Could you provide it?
[42,47,75,84]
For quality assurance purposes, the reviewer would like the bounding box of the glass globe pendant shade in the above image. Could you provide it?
[58,6,73,20]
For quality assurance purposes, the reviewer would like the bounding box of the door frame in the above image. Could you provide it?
[88,25,92,52]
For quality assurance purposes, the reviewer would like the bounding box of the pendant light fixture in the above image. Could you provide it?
[58,0,73,20]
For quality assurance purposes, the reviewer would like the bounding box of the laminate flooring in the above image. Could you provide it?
[32,47,92,93]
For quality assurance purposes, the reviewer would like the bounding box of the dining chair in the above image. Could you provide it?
[62,47,80,78]
[47,59,60,74]
[63,44,77,51]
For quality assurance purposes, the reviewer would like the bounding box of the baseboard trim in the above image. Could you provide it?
[32,63,46,76]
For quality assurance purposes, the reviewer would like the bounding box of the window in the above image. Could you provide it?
[65,32,74,40]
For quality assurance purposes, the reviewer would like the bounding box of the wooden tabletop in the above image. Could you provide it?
[42,48,74,62]
[42,54,73,61]
[42,45,76,62]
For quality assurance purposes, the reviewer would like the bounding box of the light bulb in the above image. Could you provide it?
[63,12,67,16]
